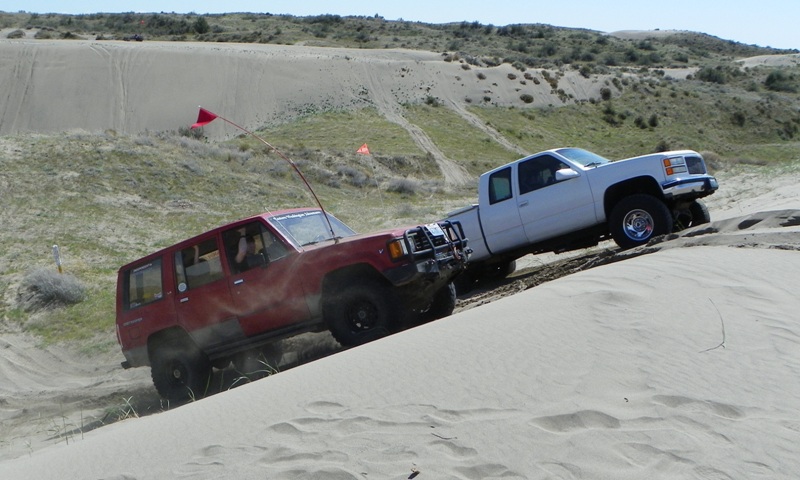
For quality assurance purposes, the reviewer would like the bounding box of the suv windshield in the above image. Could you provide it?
[556,148,611,168]
[269,210,356,247]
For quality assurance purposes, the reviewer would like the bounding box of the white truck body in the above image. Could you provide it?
[447,147,719,272]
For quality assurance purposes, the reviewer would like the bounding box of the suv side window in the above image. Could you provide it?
[518,155,569,195]
[124,259,163,309]
[224,222,289,274]
[175,238,224,292]
[488,167,513,204]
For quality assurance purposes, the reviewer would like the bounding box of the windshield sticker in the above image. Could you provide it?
[272,211,321,222]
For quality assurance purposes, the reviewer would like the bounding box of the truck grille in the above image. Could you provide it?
[685,155,706,175]
[409,230,448,252]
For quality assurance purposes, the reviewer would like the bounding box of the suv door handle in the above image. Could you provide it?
[233,279,244,285]
[519,200,529,208]
[180,297,189,303]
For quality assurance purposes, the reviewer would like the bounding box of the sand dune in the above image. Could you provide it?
[0,38,610,186]
[1,216,799,478]
[0,39,614,138]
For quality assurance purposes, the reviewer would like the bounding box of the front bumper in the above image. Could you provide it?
[384,220,469,286]
[384,257,464,286]
[662,175,718,199]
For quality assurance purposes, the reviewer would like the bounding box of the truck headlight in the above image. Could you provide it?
[663,157,688,176]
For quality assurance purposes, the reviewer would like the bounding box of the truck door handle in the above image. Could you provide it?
[233,279,244,285]
[180,297,189,303]
[519,200,529,208]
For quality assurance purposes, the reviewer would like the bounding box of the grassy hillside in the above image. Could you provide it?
[1,11,799,353]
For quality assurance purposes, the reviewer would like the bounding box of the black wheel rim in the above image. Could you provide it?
[345,299,379,331]
[167,360,188,385]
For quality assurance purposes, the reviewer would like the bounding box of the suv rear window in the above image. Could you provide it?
[175,238,224,292]
[125,259,163,309]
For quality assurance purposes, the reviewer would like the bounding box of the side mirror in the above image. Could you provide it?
[555,168,579,181]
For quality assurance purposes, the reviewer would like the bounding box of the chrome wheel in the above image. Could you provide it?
[622,209,655,241]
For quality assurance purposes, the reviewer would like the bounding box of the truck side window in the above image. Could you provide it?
[488,168,512,204]
[175,238,224,292]
[518,155,570,195]
[125,259,163,309]
[224,222,287,274]
[262,229,288,261]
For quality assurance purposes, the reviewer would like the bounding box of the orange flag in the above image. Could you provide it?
[356,143,370,155]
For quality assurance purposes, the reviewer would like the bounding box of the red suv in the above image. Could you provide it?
[116,208,468,400]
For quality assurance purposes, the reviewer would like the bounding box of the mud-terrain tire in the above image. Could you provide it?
[150,341,211,401]
[688,200,711,226]
[325,284,396,347]
[419,282,457,324]
[674,199,711,231]
[609,194,673,249]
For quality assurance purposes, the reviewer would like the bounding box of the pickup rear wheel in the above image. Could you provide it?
[325,284,396,347]
[610,194,673,249]
[150,341,211,401]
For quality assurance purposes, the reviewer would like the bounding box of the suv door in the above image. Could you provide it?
[118,257,176,360]
[174,236,243,348]
[222,221,312,336]
[516,154,596,243]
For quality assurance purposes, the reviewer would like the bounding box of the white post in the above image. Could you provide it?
[52,245,63,274]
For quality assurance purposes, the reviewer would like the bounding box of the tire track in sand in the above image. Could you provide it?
[359,63,472,187]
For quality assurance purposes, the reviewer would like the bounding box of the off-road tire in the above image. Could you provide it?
[688,199,711,226]
[150,341,211,401]
[418,282,457,324]
[609,194,673,249]
[325,283,396,347]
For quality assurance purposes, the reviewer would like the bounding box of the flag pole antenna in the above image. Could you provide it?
[191,107,338,242]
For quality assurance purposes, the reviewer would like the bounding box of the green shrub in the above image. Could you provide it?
[695,66,727,84]
[6,29,25,39]
[765,70,798,93]
[193,16,210,34]
[17,268,86,312]
[386,178,418,195]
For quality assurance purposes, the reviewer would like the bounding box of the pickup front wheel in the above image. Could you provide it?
[609,194,673,249]
[325,284,396,347]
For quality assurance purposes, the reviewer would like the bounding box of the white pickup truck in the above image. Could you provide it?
[446,147,719,282]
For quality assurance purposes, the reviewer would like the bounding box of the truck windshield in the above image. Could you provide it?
[268,210,357,247]
[556,148,611,168]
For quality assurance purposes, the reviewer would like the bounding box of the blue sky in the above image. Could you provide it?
[3,0,798,50]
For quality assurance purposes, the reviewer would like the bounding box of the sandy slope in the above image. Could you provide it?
[1,209,799,479]
[0,38,610,186]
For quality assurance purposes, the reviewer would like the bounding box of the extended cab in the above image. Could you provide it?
[446,147,718,281]
[116,208,467,399]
